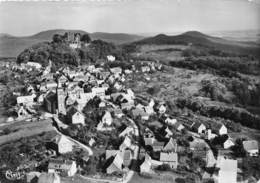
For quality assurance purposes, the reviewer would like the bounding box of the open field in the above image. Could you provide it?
[0,119,55,145]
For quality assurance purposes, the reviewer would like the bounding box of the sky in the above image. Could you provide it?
[0,0,260,36]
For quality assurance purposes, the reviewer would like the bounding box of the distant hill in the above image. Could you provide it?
[0,29,144,57]
[135,31,260,56]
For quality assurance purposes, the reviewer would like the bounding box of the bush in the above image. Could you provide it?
[156,164,172,171]
[175,178,186,183]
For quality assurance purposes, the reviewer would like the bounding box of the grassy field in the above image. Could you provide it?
[0,119,55,145]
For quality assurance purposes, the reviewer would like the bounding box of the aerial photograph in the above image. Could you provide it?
[0,0,259,183]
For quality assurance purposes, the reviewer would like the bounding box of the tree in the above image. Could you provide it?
[231,138,246,157]
[52,34,64,43]
[81,34,91,43]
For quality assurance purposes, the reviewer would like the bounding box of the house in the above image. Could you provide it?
[44,91,57,114]
[152,141,165,152]
[144,137,156,146]
[17,95,36,106]
[126,89,135,100]
[122,150,132,167]
[107,55,116,62]
[206,129,217,140]
[120,136,133,150]
[243,140,259,156]
[16,105,30,119]
[132,108,149,120]
[53,135,74,154]
[37,173,60,183]
[114,82,123,91]
[165,117,177,125]
[159,152,178,169]
[124,69,132,74]
[48,159,77,177]
[148,99,155,107]
[164,126,173,138]
[141,66,150,73]
[173,122,185,131]
[92,87,106,97]
[206,149,216,167]
[144,106,154,115]
[216,157,237,183]
[119,126,134,137]
[45,82,58,91]
[163,138,178,152]
[158,104,167,114]
[212,123,228,136]
[113,108,124,118]
[57,75,68,88]
[101,111,113,126]
[192,122,206,134]
[106,153,123,174]
[89,138,96,147]
[140,154,153,173]
[223,138,235,149]
[121,102,134,110]
[66,106,85,125]
[110,67,122,75]
[106,150,119,160]
[26,62,42,69]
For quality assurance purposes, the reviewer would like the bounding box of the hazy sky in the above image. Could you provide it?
[0,0,259,36]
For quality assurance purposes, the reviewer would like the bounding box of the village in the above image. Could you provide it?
[0,33,259,183]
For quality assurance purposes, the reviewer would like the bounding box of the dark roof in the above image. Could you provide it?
[192,122,205,130]
[66,106,80,116]
[45,91,57,102]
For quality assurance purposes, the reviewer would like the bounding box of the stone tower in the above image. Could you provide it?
[57,88,67,115]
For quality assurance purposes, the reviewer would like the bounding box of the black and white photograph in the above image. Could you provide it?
[0,0,259,182]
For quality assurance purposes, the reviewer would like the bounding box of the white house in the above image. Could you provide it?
[159,152,178,169]
[243,140,259,156]
[140,154,153,174]
[158,104,167,114]
[144,106,154,115]
[92,87,107,97]
[54,135,74,154]
[212,123,228,136]
[193,122,206,134]
[17,95,36,106]
[119,126,134,137]
[101,111,113,126]
[164,127,173,138]
[163,138,178,152]
[173,122,185,131]
[106,153,123,174]
[148,99,155,108]
[216,157,237,183]
[107,55,116,62]
[27,62,42,69]
[67,106,85,125]
[110,67,122,75]
[48,159,77,177]
[165,117,177,125]
[223,138,235,149]
[119,136,134,151]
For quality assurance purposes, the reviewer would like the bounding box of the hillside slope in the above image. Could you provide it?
[0,29,144,57]
[135,31,260,57]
